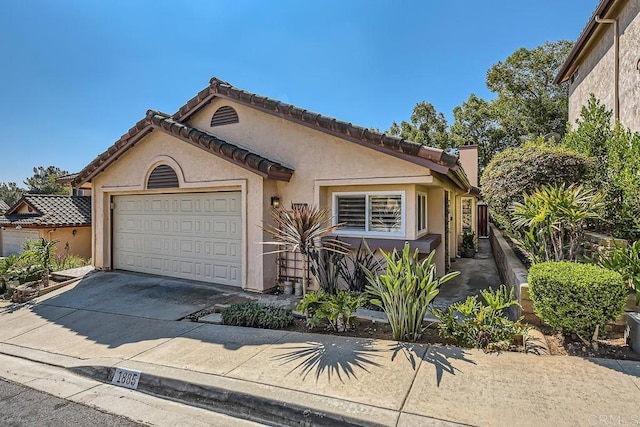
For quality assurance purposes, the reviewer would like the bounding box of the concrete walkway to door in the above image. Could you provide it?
[433,238,501,309]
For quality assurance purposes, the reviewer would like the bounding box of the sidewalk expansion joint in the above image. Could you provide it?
[395,344,429,427]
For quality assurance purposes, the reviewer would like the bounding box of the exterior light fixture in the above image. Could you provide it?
[271,196,280,209]
[72,229,78,236]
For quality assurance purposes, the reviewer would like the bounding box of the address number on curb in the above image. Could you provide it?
[111,367,141,390]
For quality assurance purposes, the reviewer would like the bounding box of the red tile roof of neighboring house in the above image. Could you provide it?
[0,195,91,228]
[554,0,619,84]
[73,78,473,192]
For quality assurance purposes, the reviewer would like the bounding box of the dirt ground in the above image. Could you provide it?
[540,326,640,361]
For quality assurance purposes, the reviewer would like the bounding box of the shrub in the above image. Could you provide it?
[309,248,344,295]
[480,141,594,232]
[340,239,382,293]
[222,302,293,329]
[52,253,91,272]
[434,285,527,351]
[296,289,367,332]
[511,184,604,263]
[599,240,640,305]
[528,262,626,343]
[366,243,459,342]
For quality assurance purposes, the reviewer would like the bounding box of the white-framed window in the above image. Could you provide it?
[461,196,474,233]
[333,191,405,237]
[417,192,428,233]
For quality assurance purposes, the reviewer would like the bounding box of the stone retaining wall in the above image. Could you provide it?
[583,231,627,262]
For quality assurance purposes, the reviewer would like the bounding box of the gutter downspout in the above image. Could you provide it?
[595,15,620,120]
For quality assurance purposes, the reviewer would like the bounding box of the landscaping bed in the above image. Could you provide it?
[540,327,640,361]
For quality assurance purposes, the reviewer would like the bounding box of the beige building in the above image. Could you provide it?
[73,78,479,292]
[555,0,640,131]
[0,194,92,259]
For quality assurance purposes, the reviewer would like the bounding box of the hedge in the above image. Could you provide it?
[528,261,626,339]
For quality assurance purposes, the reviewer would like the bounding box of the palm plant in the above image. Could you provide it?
[511,184,604,263]
[261,204,349,296]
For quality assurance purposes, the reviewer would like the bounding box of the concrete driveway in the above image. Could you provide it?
[35,270,292,321]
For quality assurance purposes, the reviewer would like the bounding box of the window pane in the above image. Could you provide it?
[369,195,402,232]
[337,196,366,230]
[418,194,427,231]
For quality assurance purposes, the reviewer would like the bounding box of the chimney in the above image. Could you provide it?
[458,145,478,188]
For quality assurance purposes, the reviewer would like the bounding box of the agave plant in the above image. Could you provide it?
[261,204,349,296]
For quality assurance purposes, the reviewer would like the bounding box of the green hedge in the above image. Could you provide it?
[221,302,293,329]
[480,142,594,232]
[528,262,626,338]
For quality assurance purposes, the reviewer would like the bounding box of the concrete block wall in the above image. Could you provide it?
[489,224,528,320]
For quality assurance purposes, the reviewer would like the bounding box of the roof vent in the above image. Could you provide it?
[147,165,179,189]
[210,106,239,127]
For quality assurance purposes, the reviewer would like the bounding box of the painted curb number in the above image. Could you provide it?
[111,367,141,390]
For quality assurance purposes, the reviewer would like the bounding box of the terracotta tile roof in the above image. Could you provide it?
[0,200,9,213]
[0,195,91,228]
[554,0,618,84]
[56,173,79,184]
[73,110,294,185]
[73,77,473,192]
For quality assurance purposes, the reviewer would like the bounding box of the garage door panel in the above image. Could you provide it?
[113,192,242,286]
[1,229,41,256]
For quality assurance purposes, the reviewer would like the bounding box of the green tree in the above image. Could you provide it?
[450,94,506,171]
[23,166,69,195]
[487,40,573,141]
[389,101,450,150]
[0,182,24,206]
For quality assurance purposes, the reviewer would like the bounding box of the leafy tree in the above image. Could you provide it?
[450,94,506,172]
[480,140,594,232]
[23,166,69,195]
[487,40,573,142]
[562,95,640,240]
[389,101,450,150]
[0,182,24,206]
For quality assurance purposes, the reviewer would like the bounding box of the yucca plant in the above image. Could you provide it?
[261,204,349,296]
[21,238,58,286]
[365,243,459,342]
[511,184,604,263]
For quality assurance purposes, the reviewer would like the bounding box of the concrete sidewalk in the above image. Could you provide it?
[0,281,639,426]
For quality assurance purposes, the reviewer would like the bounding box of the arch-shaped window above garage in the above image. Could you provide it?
[210,106,239,127]
[147,165,179,189]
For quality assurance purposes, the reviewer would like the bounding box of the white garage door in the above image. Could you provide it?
[1,229,40,256]
[113,192,242,286]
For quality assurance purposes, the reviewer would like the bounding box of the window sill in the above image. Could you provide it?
[323,234,442,254]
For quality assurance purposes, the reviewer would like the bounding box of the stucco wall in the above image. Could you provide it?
[568,0,640,131]
[91,130,266,292]
[40,227,92,260]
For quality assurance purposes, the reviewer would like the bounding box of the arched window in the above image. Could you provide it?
[147,165,179,189]
[210,106,239,127]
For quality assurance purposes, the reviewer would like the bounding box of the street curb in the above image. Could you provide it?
[70,364,386,427]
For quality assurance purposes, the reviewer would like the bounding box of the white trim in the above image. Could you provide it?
[417,192,428,235]
[332,190,406,237]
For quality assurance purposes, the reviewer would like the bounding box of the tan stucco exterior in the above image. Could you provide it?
[40,227,92,260]
[567,0,640,131]
[88,95,477,291]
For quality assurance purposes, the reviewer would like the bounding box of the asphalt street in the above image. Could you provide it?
[0,379,142,427]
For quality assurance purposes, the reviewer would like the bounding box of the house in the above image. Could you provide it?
[0,194,91,259]
[72,78,479,292]
[0,200,8,214]
[555,0,640,131]
[57,173,92,196]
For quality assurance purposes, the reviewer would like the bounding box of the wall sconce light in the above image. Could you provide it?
[270,196,281,209]
[72,229,77,236]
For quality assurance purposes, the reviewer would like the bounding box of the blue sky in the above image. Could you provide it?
[0,0,597,184]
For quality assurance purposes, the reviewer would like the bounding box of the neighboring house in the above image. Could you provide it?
[72,78,479,292]
[0,194,91,259]
[57,173,92,196]
[555,0,640,131]
[0,200,9,214]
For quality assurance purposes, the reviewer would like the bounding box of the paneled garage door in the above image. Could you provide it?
[113,192,242,286]
[1,229,40,256]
